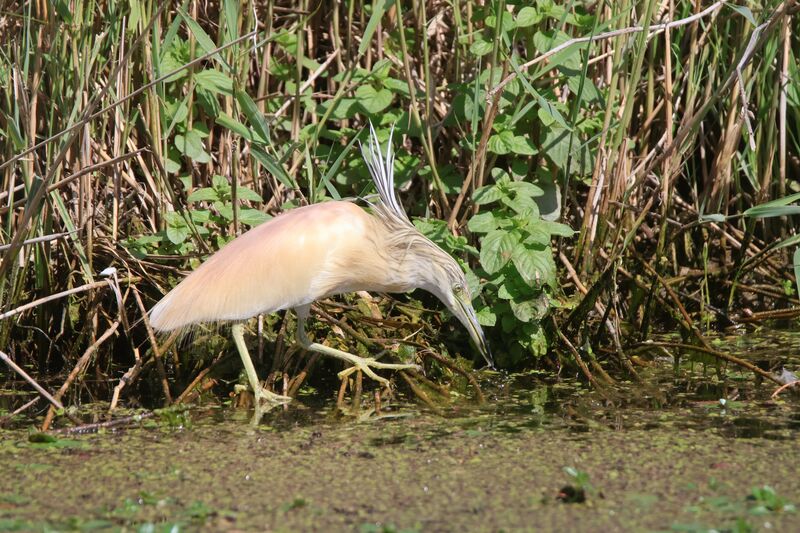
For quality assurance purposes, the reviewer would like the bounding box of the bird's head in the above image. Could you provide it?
[421,251,494,369]
[360,121,493,369]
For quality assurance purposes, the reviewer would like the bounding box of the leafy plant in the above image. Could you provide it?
[466,169,573,365]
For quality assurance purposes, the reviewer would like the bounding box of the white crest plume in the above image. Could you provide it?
[360,122,411,224]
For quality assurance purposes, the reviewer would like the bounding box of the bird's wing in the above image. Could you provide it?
[149,201,374,331]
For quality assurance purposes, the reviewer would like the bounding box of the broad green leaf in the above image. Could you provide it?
[473,184,504,205]
[235,186,263,202]
[317,97,359,120]
[174,130,211,163]
[186,188,219,203]
[502,194,539,216]
[507,135,537,156]
[486,12,515,31]
[165,213,190,244]
[212,174,230,191]
[480,230,519,274]
[215,202,233,222]
[523,224,553,246]
[510,298,538,323]
[355,85,393,114]
[359,0,386,57]
[533,30,580,70]
[467,212,497,233]
[516,6,541,27]
[539,220,574,237]
[488,129,536,156]
[476,306,497,327]
[512,245,556,287]
[507,181,545,198]
[488,130,515,155]
[470,39,493,57]
[165,151,182,174]
[190,210,211,224]
[238,208,271,226]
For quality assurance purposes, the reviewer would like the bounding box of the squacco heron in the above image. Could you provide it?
[149,125,492,408]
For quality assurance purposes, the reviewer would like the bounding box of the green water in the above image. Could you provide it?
[1,329,799,532]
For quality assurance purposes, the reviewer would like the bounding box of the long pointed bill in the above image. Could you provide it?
[453,297,494,369]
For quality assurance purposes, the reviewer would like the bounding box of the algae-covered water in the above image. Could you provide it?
[1,330,799,532]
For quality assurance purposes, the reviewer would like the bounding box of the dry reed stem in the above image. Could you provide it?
[0,278,133,321]
[41,320,121,431]
[487,1,726,99]
[0,351,80,424]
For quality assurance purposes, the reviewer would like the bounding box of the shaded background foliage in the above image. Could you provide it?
[0,0,798,408]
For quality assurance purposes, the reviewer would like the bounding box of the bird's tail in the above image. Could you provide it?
[360,122,410,223]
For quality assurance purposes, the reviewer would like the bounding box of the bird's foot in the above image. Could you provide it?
[255,386,292,405]
[337,356,421,385]
[234,384,292,406]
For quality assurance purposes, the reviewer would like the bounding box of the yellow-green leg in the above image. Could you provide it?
[294,305,419,384]
[231,323,292,408]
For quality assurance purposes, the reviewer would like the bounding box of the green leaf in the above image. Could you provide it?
[510,298,541,323]
[743,192,800,218]
[476,306,496,327]
[355,85,393,114]
[794,248,800,301]
[487,130,514,155]
[507,181,544,198]
[486,12,515,31]
[359,0,387,57]
[223,0,240,44]
[512,245,556,287]
[174,130,211,163]
[236,89,270,144]
[480,230,518,274]
[727,4,756,26]
[186,187,219,202]
[216,113,254,141]
[51,0,73,23]
[165,213,190,244]
[470,39,494,57]
[502,194,539,217]
[178,8,229,71]
[212,174,230,191]
[235,186,263,202]
[238,208,271,226]
[516,6,541,27]
[215,202,234,222]
[251,145,297,189]
[473,184,504,205]
[539,220,574,237]
[194,70,234,95]
[774,233,800,251]
[488,130,537,156]
[467,212,497,233]
[699,213,727,223]
[507,135,537,156]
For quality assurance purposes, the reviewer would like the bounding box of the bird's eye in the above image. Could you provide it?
[453,283,464,294]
